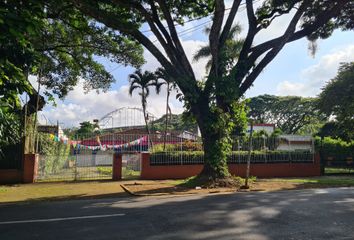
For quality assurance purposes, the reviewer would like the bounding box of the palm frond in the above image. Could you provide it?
[128,84,140,96]
[193,45,211,62]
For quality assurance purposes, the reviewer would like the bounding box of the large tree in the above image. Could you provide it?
[1,0,144,114]
[248,94,325,134]
[1,0,145,154]
[317,62,354,141]
[70,0,352,181]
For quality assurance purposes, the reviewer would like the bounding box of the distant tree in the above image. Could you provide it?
[152,113,199,134]
[154,67,178,149]
[248,95,325,134]
[128,69,157,138]
[317,62,354,141]
[76,121,99,136]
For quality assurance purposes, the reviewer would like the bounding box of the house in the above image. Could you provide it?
[247,123,275,134]
[277,135,313,152]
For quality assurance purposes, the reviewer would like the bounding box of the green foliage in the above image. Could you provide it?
[38,133,70,174]
[317,62,354,141]
[1,0,144,114]
[248,94,326,134]
[151,141,203,153]
[315,136,354,157]
[76,121,99,136]
[152,114,198,133]
[128,69,160,135]
[96,166,112,176]
[0,104,21,151]
[0,0,41,106]
[253,130,269,138]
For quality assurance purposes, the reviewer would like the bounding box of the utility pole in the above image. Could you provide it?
[243,120,254,189]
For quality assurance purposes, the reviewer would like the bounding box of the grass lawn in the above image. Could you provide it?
[271,176,354,185]
[0,181,127,204]
[325,167,354,174]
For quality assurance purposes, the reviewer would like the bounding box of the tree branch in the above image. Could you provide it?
[209,0,225,76]
[239,1,308,96]
[219,0,242,49]
[230,0,259,87]
[156,0,195,78]
[249,0,348,58]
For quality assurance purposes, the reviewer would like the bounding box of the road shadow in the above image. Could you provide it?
[1,187,353,240]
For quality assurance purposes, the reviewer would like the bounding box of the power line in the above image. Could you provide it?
[141,0,257,34]
[151,4,249,43]
[141,7,232,34]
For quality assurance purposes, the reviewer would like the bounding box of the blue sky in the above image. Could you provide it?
[38,5,354,128]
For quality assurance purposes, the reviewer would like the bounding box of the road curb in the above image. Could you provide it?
[120,184,141,196]
[120,184,237,197]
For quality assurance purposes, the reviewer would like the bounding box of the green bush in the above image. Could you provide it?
[315,136,354,157]
[38,133,71,174]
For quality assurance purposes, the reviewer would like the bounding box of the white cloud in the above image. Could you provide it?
[40,82,184,128]
[276,81,306,96]
[276,44,354,96]
[142,39,209,81]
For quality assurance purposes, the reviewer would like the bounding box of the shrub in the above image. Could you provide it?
[315,136,354,157]
[38,133,71,174]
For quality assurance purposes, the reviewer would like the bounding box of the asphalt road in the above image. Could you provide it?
[0,187,353,240]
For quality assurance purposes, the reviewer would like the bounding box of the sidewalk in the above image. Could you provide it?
[1,176,353,204]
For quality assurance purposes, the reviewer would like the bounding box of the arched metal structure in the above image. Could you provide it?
[99,107,157,130]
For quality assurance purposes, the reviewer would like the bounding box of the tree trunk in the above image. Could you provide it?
[163,83,170,151]
[141,92,153,147]
[197,113,232,180]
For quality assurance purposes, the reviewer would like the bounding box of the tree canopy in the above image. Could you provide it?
[1,0,144,114]
[317,62,354,141]
[76,121,99,136]
[247,94,326,134]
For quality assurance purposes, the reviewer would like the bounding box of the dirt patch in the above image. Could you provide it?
[123,177,354,196]
[251,181,303,192]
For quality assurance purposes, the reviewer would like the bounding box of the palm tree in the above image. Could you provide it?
[128,69,156,142]
[193,24,244,73]
[154,67,176,150]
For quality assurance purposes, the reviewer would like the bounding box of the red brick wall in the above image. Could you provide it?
[140,153,321,179]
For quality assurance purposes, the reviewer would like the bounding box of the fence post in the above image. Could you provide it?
[140,152,150,180]
[23,153,39,183]
[112,153,122,180]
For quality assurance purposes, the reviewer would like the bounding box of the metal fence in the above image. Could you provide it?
[36,133,147,181]
[35,132,316,180]
[323,154,354,175]
[149,135,315,166]
[0,143,22,169]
